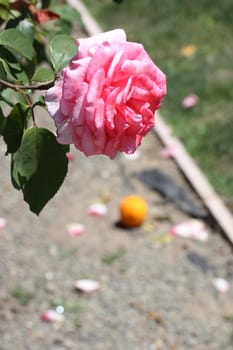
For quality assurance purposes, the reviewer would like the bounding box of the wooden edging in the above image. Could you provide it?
[68,0,102,35]
[67,0,233,245]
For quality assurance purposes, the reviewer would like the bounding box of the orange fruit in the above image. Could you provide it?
[120,195,148,228]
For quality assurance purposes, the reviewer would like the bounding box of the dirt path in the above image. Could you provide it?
[1,119,233,350]
[0,12,233,350]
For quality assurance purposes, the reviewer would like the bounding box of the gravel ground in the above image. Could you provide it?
[0,19,233,350]
[0,117,233,350]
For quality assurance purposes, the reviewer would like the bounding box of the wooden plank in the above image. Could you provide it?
[67,0,102,35]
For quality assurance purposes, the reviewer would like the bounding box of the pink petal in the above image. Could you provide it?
[171,219,208,241]
[123,150,140,160]
[0,217,6,229]
[77,29,126,59]
[66,152,75,161]
[45,80,63,116]
[121,59,152,76]
[40,310,64,322]
[88,203,107,216]
[160,145,177,159]
[67,223,85,237]
[213,278,230,293]
[57,120,74,144]
[74,279,100,293]
[62,58,90,101]
[182,94,199,109]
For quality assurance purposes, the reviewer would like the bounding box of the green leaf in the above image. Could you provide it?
[49,34,77,72]
[12,127,69,215]
[0,88,27,106]
[3,103,29,154]
[0,0,9,7]
[0,106,6,135]
[17,19,35,43]
[33,95,46,108]
[42,0,51,8]
[32,66,54,83]
[0,58,7,79]
[11,152,21,190]
[0,57,20,82]
[0,0,10,21]
[0,28,34,60]
[50,18,72,37]
[0,48,26,82]
[0,48,30,83]
[0,0,9,6]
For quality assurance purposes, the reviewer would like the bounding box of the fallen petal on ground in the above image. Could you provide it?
[88,203,107,216]
[160,144,178,159]
[40,310,64,322]
[67,223,85,237]
[171,219,208,241]
[213,278,230,293]
[66,152,75,161]
[182,94,199,109]
[0,217,6,229]
[123,150,140,160]
[74,279,100,293]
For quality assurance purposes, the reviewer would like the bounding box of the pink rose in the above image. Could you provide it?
[45,29,166,159]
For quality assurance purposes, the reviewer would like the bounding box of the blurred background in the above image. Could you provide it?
[83,0,233,211]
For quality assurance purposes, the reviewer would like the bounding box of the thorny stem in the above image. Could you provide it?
[20,90,32,106]
[19,90,38,126]
[0,78,55,91]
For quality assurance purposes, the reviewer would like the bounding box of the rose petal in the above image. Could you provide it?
[40,310,64,322]
[74,279,100,293]
[66,152,75,161]
[88,203,107,216]
[182,94,199,109]
[160,145,177,159]
[77,29,127,59]
[171,219,208,241]
[213,278,230,294]
[67,223,85,237]
[123,150,140,160]
[0,217,6,229]
[45,80,63,118]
